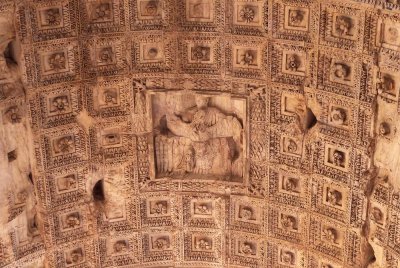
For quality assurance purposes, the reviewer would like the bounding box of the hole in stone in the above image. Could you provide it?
[93,180,105,201]
[28,172,34,185]
[28,213,39,235]
[7,150,16,162]
[4,40,20,65]
[305,108,317,130]
[362,237,377,267]
[370,255,376,263]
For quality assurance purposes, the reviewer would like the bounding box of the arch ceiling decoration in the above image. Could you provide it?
[0,0,400,267]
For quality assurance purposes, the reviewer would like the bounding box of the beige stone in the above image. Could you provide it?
[1,0,400,267]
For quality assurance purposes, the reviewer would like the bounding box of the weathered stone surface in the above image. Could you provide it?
[1,0,400,267]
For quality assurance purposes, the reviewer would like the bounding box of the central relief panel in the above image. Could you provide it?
[149,91,247,183]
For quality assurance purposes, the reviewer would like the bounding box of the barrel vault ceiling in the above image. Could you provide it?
[0,0,400,267]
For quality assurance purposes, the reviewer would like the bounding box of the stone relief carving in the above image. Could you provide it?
[151,92,246,182]
[331,62,352,84]
[149,234,171,251]
[326,188,343,207]
[279,248,296,266]
[148,199,169,216]
[56,174,77,193]
[62,212,81,230]
[113,240,129,254]
[325,145,348,171]
[91,2,113,22]
[38,8,63,28]
[186,0,214,22]
[234,2,262,27]
[238,240,256,256]
[52,135,76,156]
[285,6,309,31]
[4,105,22,124]
[65,248,84,266]
[280,213,298,231]
[286,54,301,72]
[190,45,211,62]
[371,206,385,225]
[140,0,161,19]
[281,175,301,194]
[192,200,213,217]
[193,235,213,251]
[329,105,348,127]
[96,47,115,66]
[2,0,400,267]
[378,21,400,49]
[140,42,164,63]
[333,15,356,38]
[377,71,398,99]
[47,52,67,71]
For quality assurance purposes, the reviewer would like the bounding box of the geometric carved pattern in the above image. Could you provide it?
[4,0,400,267]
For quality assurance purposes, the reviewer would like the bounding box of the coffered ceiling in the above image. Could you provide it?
[0,0,400,267]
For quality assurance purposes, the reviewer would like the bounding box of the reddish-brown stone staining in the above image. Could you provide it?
[1,0,400,267]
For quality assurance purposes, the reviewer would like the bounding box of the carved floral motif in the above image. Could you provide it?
[282,176,300,193]
[239,6,255,23]
[322,227,337,243]
[195,237,212,250]
[280,249,295,265]
[332,150,345,167]
[97,47,114,65]
[191,46,210,62]
[240,50,256,66]
[44,8,62,26]
[194,202,212,215]
[103,89,118,106]
[326,188,342,207]
[289,9,305,27]
[186,0,213,22]
[153,237,169,250]
[5,106,21,124]
[286,54,300,72]
[53,136,75,155]
[335,16,353,36]
[239,241,255,255]
[65,213,80,228]
[147,47,159,59]
[377,74,396,96]
[333,63,350,80]
[371,207,384,224]
[51,96,70,113]
[103,133,121,146]
[48,52,66,71]
[144,1,159,16]
[150,201,168,215]
[329,107,347,126]
[239,207,254,221]
[93,3,112,21]
[16,190,28,204]
[66,248,84,265]
[57,174,77,192]
[387,26,399,43]
[281,214,297,231]
[113,240,128,253]
[287,139,298,153]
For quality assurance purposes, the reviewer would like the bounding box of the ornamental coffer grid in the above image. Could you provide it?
[0,0,400,267]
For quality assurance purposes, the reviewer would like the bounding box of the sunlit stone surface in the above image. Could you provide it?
[1,0,400,267]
